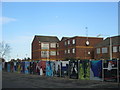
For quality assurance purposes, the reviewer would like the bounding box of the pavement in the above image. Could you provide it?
[2,71,120,88]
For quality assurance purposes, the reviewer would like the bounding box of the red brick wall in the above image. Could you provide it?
[32,36,40,60]
[57,36,103,60]
[32,36,105,60]
[94,45,120,60]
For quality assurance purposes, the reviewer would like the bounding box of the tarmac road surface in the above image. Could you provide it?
[2,71,120,88]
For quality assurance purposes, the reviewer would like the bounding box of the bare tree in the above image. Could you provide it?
[0,41,11,59]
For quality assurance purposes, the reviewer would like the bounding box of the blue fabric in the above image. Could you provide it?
[46,61,53,76]
[90,60,102,77]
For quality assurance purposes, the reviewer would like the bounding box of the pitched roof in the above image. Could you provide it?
[61,37,71,41]
[95,35,120,47]
[35,35,59,42]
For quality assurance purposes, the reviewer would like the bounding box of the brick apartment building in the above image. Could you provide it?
[58,36,103,60]
[32,35,59,61]
[94,35,120,60]
[32,35,103,61]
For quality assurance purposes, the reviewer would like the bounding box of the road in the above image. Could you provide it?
[2,71,120,88]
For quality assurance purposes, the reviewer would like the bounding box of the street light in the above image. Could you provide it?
[97,34,112,60]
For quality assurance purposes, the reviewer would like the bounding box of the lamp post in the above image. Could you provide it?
[97,34,112,60]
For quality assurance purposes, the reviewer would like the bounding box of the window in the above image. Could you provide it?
[50,51,56,56]
[41,43,49,49]
[64,41,66,46]
[68,49,70,53]
[57,51,59,55]
[57,43,59,47]
[113,46,117,52]
[72,39,75,44]
[88,52,90,54]
[72,48,75,53]
[97,48,100,54]
[65,50,67,54]
[102,47,108,53]
[41,51,49,57]
[50,43,56,48]
[119,46,120,52]
[68,40,70,45]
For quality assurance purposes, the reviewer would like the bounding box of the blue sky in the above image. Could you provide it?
[2,2,118,60]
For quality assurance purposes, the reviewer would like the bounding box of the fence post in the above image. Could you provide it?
[78,60,79,79]
[102,60,104,82]
[117,59,119,83]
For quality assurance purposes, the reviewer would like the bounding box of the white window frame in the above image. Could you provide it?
[88,51,90,55]
[113,46,117,53]
[41,51,49,58]
[57,43,59,47]
[96,48,100,54]
[72,48,75,53]
[72,39,75,44]
[68,49,70,53]
[50,43,56,48]
[119,46,120,52]
[68,40,70,45]
[64,41,66,46]
[65,50,67,54]
[41,43,49,49]
[102,47,108,54]
[50,51,56,56]
[57,51,59,55]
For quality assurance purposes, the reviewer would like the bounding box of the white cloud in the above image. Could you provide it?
[0,17,17,24]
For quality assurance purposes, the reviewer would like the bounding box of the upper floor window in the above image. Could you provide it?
[68,49,70,53]
[50,43,56,48]
[119,46,120,52]
[96,48,100,54]
[57,43,59,47]
[102,47,108,53]
[72,48,75,53]
[50,51,56,56]
[68,40,70,45]
[64,41,66,46]
[113,46,117,52]
[41,43,49,49]
[72,39,75,44]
